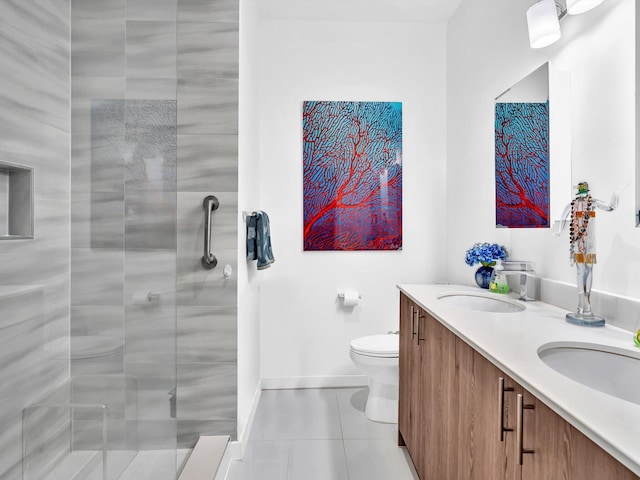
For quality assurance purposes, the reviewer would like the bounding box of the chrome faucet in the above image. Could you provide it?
[501,261,536,301]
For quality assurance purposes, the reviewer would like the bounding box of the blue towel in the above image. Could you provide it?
[247,211,275,269]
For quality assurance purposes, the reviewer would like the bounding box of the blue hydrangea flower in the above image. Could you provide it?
[464,242,507,266]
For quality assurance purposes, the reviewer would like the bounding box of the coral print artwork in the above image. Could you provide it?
[303,101,403,251]
[495,101,550,228]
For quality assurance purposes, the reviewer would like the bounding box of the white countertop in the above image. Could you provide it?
[398,283,640,476]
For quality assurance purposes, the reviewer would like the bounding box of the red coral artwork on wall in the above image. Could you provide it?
[303,101,402,251]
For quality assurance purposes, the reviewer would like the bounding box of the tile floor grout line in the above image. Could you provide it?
[333,388,352,480]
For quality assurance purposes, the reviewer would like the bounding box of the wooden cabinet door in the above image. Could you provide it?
[520,390,571,479]
[398,294,424,474]
[521,391,639,480]
[419,311,457,480]
[567,423,639,479]
[499,370,522,480]
[456,345,521,480]
[398,293,411,446]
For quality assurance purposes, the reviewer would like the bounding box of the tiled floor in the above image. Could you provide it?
[226,388,418,480]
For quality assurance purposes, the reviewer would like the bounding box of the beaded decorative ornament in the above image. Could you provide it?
[568,182,594,265]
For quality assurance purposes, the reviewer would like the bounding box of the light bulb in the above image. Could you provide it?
[527,0,561,49]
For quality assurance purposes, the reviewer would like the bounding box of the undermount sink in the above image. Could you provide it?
[538,343,640,405]
[437,292,525,313]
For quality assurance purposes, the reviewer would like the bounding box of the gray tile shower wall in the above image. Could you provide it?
[0,1,71,479]
[71,248,125,306]
[178,0,238,23]
[177,77,239,134]
[71,18,126,77]
[127,0,178,22]
[71,0,126,20]
[126,21,178,78]
[176,0,239,447]
[177,134,238,192]
[177,22,239,79]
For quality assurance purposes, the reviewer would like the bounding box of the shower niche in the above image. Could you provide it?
[0,161,33,239]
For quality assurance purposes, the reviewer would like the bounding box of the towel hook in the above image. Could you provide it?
[202,195,220,270]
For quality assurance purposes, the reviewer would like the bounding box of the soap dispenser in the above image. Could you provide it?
[489,260,509,294]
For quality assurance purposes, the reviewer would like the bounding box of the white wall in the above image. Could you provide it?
[243,0,638,393]
[237,0,262,442]
[447,0,639,309]
[254,17,448,382]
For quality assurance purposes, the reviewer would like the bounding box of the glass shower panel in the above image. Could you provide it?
[22,375,139,480]
[122,98,177,473]
[70,1,178,478]
[23,403,107,480]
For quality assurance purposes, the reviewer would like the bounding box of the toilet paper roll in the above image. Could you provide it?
[342,290,360,307]
[132,292,160,305]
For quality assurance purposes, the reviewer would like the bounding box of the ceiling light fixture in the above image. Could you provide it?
[566,0,604,15]
[526,0,604,49]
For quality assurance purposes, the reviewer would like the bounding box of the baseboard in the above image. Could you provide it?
[261,375,368,390]
[237,381,262,457]
[214,382,262,480]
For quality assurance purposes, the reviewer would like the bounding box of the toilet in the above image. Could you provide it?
[349,334,399,423]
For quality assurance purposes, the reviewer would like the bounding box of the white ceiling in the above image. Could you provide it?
[253,0,464,23]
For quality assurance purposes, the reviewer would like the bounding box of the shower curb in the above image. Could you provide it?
[178,435,229,480]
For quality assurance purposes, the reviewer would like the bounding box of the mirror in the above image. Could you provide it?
[494,62,571,229]
[637,0,640,226]
[495,63,550,228]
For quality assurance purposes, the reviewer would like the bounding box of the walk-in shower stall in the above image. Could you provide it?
[0,1,238,478]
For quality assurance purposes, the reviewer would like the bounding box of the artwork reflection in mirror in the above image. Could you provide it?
[495,63,550,228]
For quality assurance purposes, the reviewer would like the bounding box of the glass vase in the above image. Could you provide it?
[475,265,494,289]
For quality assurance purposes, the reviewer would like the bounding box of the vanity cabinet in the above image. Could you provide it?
[399,294,456,478]
[398,292,639,480]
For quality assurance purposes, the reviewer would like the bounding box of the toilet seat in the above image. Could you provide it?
[350,334,399,358]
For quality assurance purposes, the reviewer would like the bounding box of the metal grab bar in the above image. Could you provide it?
[201,195,220,270]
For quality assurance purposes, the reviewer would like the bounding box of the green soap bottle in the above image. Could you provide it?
[489,260,509,294]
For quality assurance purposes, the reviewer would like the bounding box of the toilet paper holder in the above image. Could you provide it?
[132,291,161,305]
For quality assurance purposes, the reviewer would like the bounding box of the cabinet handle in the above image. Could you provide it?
[516,393,535,465]
[417,312,425,345]
[498,377,514,441]
[411,306,417,339]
